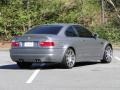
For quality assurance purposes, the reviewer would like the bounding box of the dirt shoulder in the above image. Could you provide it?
[0,42,11,49]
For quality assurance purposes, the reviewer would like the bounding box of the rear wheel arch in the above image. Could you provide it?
[63,46,76,56]
[68,47,76,55]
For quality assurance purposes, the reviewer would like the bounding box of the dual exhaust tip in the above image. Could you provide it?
[18,59,41,62]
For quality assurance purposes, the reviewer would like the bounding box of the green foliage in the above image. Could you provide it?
[92,24,120,43]
[0,0,120,43]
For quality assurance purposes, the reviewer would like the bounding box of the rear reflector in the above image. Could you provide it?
[39,41,55,47]
[11,41,20,47]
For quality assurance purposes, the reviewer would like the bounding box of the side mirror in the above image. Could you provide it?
[93,33,99,39]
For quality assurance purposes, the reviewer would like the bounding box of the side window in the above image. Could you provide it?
[74,25,93,38]
[65,26,78,37]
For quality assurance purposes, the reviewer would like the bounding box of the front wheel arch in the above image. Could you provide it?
[101,44,113,63]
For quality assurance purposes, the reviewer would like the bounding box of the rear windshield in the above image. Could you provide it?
[26,25,63,35]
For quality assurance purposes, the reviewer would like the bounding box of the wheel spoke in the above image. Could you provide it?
[65,49,76,68]
[105,47,112,61]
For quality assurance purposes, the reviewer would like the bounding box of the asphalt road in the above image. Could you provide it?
[0,49,120,90]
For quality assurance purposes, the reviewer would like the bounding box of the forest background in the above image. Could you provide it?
[0,0,120,45]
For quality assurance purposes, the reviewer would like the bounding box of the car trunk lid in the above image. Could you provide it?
[12,34,56,48]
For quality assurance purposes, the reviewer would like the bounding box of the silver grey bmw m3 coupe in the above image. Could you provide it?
[10,24,113,69]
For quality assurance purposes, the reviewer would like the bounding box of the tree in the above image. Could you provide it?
[106,0,120,18]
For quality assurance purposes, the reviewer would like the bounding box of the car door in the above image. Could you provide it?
[73,25,103,61]
[65,26,82,62]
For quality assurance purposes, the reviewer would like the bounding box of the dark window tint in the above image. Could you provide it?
[65,26,78,37]
[26,25,63,35]
[74,25,93,38]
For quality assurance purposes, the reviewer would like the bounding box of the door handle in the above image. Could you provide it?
[100,42,104,45]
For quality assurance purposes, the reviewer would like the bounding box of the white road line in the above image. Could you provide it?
[114,56,120,61]
[25,69,40,84]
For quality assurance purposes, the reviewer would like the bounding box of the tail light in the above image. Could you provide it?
[39,41,55,47]
[11,41,20,48]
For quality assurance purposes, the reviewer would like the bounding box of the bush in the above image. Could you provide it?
[92,25,120,43]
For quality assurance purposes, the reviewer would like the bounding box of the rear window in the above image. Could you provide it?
[26,25,63,35]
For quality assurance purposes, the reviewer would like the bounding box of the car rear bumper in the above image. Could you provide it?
[10,48,65,63]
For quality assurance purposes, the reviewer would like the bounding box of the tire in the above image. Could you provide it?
[101,45,113,63]
[17,62,32,69]
[62,48,76,69]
